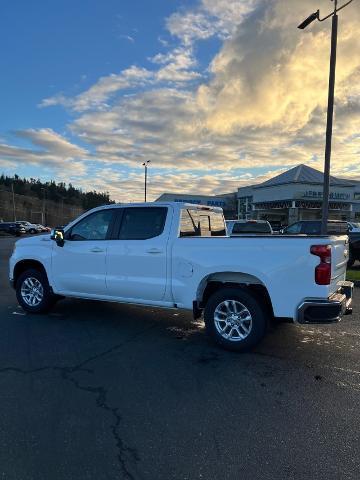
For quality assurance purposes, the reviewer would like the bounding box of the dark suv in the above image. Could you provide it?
[281,220,360,266]
[282,220,348,236]
[0,222,26,236]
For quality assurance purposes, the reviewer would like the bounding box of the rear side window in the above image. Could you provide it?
[179,209,226,237]
[118,207,167,240]
[232,222,271,234]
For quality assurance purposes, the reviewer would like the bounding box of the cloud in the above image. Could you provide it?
[0,129,87,177]
[166,0,258,45]
[119,34,135,43]
[20,0,360,202]
[40,47,202,113]
[77,166,259,203]
[201,1,360,134]
[151,47,202,83]
[40,66,154,112]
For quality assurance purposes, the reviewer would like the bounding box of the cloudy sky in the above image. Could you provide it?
[0,0,359,201]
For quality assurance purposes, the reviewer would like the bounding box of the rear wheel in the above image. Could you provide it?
[16,269,56,313]
[204,287,267,352]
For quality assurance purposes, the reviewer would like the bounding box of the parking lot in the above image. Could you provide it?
[1,236,360,480]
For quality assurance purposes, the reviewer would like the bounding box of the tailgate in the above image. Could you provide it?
[330,236,349,293]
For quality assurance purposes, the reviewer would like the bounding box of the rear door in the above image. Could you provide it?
[105,206,171,301]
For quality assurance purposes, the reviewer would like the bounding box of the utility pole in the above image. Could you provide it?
[142,160,151,202]
[298,0,354,234]
[11,183,16,221]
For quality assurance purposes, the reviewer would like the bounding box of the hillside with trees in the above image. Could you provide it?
[0,174,115,210]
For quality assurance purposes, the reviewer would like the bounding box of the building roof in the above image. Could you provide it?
[256,164,355,189]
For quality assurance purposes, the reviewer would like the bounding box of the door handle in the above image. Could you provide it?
[146,248,163,254]
[90,247,104,253]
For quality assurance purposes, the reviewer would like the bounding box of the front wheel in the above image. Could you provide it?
[204,287,267,352]
[16,269,56,314]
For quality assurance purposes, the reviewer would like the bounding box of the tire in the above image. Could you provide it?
[16,268,56,314]
[204,287,267,352]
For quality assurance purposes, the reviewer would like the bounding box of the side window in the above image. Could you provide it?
[209,211,226,236]
[69,210,114,241]
[180,209,226,237]
[118,207,167,240]
[180,210,200,237]
[199,215,211,236]
[232,223,244,234]
[285,222,302,234]
[303,222,320,235]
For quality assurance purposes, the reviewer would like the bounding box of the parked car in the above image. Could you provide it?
[281,220,349,236]
[281,220,360,266]
[15,221,42,234]
[0,222,26,236]
[268,220,284,233]
[347,222,360,233]
[36,224,51,233]
[226,220,273,235]
[10,203,353,352]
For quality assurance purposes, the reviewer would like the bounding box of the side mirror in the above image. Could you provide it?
[51,228,65,247]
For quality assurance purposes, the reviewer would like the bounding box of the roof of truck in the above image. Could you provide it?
[86,202,224,214]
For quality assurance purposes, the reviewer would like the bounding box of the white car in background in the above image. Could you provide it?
[226,219,273,235]
[15,221,42,234]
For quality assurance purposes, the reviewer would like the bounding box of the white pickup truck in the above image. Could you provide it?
[9,202,353,351]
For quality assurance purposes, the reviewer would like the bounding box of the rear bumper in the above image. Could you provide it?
[297,281,353,325]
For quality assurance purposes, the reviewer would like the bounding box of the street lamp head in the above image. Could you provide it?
[298,10,320,29]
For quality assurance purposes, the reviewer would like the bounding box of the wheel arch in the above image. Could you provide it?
[13,259,48,288]
[196,272,274,318]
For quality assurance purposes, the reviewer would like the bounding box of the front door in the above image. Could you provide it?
[51,209,115,296]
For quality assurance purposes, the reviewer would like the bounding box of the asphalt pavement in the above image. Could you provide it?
[1,236,360,480]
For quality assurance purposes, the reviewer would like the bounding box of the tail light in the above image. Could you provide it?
[310,245,331,285]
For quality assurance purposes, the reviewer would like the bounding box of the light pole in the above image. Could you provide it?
[298,0,354,235]
[142,160,151,202]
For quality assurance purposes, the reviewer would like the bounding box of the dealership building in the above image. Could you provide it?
[156,192,237,219]
[237,164,360,225]
[156,164,360,224]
